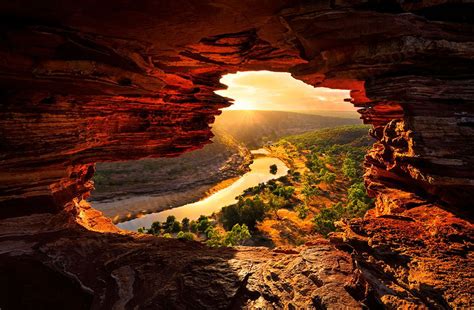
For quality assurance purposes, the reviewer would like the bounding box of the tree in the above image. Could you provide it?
[171,221,181,233]
[221,203,241,230]
[197,215,211,233]
[149,221,162,235]
[269,164,278,175]
[223,224,251,246]
[221,196,265,230]
[177,231,194,241]
[324,153,337,166]
[273,184,295,199]
[313,202,344,237]
[189,220,198,233]
[205,227,224,247]
[306,154,324,172]
[163,215,176,231]
[291,170,301,182]
[304,172,320,185]
[267,194,285,219]
[346,182,373,217]
[181,217,190,232]
[240,196,265,229]
[342,157,359,181]
[205,225,251,247]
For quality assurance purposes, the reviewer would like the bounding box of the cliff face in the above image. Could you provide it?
[0,1,473,308]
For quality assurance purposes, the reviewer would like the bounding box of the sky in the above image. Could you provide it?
[215,71,355,112]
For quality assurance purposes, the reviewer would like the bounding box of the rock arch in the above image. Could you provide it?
[0,1,472,308]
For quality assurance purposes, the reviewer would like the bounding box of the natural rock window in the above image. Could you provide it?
[89,71,366,249]
[0,1,472,309]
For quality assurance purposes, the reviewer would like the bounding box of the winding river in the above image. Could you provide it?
[117,149,289,231]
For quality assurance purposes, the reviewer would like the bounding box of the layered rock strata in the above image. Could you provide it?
[0,0,473,308]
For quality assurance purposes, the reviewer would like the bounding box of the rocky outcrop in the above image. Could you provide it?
[0,0,473,308]
[0,201,366,309]
[333,203,473,308]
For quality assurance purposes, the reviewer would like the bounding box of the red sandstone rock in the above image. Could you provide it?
[0,0,473,308]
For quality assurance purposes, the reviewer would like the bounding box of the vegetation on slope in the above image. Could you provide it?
[138,214,251,247]
[280,124,374,237]
[142,124,374,247]
[283,124,372,149]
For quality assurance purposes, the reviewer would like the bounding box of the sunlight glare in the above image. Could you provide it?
[216,71,354,112]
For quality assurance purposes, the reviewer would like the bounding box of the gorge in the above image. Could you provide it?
[0,1,473,309]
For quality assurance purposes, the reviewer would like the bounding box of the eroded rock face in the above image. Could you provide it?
[0,201,365,309]
[0,0,473,308]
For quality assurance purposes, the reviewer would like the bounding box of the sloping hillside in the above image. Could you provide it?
[210,124,374,247]
[283,125,372,149]
[213,110,361,148]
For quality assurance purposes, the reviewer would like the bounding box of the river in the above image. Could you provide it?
[117,148,289,231]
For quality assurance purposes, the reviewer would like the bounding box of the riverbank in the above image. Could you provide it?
[117,149,289,231]
[127,126,372,248]
[91,131,252,223]
[90,179,240,224]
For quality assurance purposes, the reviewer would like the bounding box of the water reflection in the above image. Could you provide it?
[118,149,289,231]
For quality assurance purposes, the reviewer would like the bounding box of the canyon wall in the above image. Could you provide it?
[0,0,472,308]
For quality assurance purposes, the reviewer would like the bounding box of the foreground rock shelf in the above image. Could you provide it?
[0,0,473,308]
[0,201,365,309]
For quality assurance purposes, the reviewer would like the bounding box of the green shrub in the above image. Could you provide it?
[221,196,265,230]
[205,224,251,247]
[346,182,373,217]
[313,182,374,237]
[148,221,162,235]
[205,227,224,247]
[302,183,320,203]
[177,231,195,241]
[197,215,211,233]
[223,224,251,246]
[272,184,295,199]
[295,204,309,219]
[171,221,181,233]
[291,170,301,182]
[321,172,336,184]
[181,217,190,232]
[313,202,344,237]
[189,220,198,233]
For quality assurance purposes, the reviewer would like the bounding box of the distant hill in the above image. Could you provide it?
[282,125,373,149]
[213,110,362,148]
[288,110,361,119]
